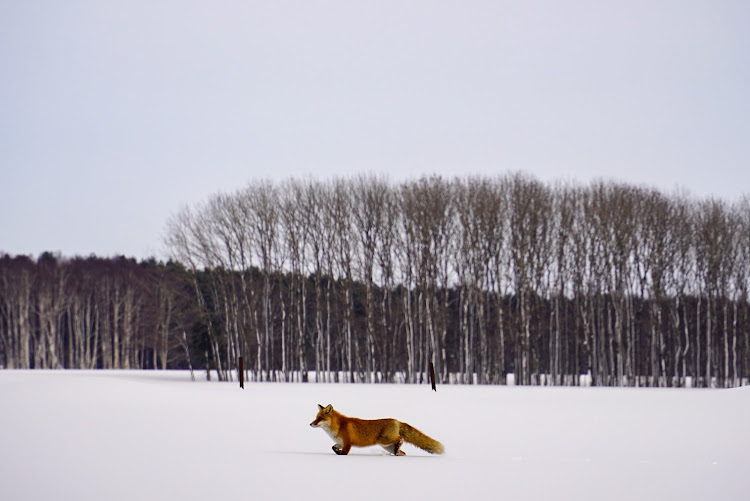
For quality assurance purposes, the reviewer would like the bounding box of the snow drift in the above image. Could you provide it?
[1,371,748,500]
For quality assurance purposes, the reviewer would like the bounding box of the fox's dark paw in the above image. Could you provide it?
[332,445,345,455]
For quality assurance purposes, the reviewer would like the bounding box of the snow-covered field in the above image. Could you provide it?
[1,371,748,500]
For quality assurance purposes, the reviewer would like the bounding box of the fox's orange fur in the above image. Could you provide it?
[309,404,445,456]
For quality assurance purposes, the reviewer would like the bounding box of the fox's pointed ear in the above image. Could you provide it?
[318,404,324,410]
[324,404,333,414]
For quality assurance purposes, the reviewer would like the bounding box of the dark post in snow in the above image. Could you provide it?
[239,357,244,389]
[429,362,436,392]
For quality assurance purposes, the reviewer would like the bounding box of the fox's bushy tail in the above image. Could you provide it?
[400,423,445,454]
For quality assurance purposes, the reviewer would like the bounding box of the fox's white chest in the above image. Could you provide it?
[318,421,343,446]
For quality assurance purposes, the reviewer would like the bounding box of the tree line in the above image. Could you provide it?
[2,174,749,387]
[0,253,195,371]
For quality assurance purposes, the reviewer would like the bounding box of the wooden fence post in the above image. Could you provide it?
[239,357,244,389]
[429,362,436,391]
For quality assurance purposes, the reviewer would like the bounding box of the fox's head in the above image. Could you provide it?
[309,404,333,427]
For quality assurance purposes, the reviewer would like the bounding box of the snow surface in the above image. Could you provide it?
[1,371,748,500]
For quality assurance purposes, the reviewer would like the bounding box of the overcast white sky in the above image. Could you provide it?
[2,1,749,259]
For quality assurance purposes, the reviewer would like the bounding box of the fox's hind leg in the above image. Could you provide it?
[382,438,406,456]
[394,438,406,456]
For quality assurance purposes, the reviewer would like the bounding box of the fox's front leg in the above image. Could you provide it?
[332,442,351,455]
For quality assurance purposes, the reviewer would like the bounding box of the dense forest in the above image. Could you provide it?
[1,174,749,387]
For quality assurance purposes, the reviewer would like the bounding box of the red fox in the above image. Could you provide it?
[309,404,445,456]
